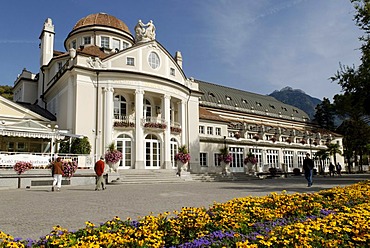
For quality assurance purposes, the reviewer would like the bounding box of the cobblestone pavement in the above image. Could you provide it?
[0,174,369,240]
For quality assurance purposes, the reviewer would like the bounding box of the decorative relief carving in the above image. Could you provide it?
[87,57,106,68]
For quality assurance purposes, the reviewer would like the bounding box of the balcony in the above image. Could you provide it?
[142,117,167,130]
[170,122,182,133]
[113,115,135,128]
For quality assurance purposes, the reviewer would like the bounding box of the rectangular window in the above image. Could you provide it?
[83,36,91,45]
[215,127,221,136]
[283,150,294,169]
[101,36,109,48]
[199,126,205,134]
[170,68,175,76]
[266,149,279,168]
[207,127,213,135]
[113,38,120,50]
[126,57,135,66]
[200,153,207,167]
[229,147,244,168]
[250,148,262,168]
[297,151,307,168]
[214,153,221,167]
[7,142,14,152]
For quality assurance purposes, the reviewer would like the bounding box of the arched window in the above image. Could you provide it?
[116,134,132,168]
[145,134,160,168]
[114,95,127,119]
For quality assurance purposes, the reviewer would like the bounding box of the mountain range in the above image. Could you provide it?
[269,86,322,121]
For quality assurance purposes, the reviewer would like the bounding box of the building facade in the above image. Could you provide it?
[12,13,343,173]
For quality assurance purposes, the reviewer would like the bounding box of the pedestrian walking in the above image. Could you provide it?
[52,157,64,192]
[329,162,335,177]
[303,153,314,187]
[336,162,342,176]
[94,156,106,191]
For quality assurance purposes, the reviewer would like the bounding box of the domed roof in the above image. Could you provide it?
[73,13,131,34]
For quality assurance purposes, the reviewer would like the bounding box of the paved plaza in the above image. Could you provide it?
[0,174,369,241]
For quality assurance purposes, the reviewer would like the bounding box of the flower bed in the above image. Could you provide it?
[1,181,370,247]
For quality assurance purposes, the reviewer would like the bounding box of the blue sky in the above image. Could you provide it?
[0,0,362,100]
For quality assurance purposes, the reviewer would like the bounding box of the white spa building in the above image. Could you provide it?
[10,13,343,173]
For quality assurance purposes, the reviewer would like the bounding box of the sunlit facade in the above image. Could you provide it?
[12,13,343,173]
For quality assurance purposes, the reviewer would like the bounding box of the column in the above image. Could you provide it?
[279,148,285,172]
[163,94,172,169]
[178,100,186,145]
[135,89,145,169]
[104,87,114,148]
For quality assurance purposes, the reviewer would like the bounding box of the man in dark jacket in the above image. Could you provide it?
[303,153,314,187]
[94,156,106,191]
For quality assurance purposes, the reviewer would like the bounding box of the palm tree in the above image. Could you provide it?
[315,149,329,175]
[326,143,342,167]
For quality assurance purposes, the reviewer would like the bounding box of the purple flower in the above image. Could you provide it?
[175,152,191,163]
[105,150,122,164]
[62,161,78,177]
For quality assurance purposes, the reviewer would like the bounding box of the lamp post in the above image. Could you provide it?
[48,124,59,160]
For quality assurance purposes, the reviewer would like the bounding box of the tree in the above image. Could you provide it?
[313,97,336,131]
[314,149,329,175]
[58,139,71,154]
[70,137,91,154]
[0,85,13,100]
[331,0,370,121]
[336,118,370,173]
[326,143,342,168]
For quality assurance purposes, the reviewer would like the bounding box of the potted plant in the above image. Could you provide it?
[175,145,191,174]
[14,161,33,175]
[104,142,123,172]
[234,132,241,139]
[243,152,258,174]
[62,160,78,179]
[219,147,233,175]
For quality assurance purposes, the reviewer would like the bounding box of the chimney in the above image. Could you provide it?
[175,51,183,69]
[39,18,55,66]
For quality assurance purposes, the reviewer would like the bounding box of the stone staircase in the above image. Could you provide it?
[190,172,258,182]
[107,170,258,185]
[109,169,188,184]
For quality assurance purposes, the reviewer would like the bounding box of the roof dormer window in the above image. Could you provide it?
[113,38,120,50]
[83,36,91,45]
[226,96,232,100]
[71,40,76,49]
[101,36,110,48]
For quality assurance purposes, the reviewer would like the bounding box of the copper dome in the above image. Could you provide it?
[73,13,131,34]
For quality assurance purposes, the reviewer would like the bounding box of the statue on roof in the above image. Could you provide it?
[135,19,156,43]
